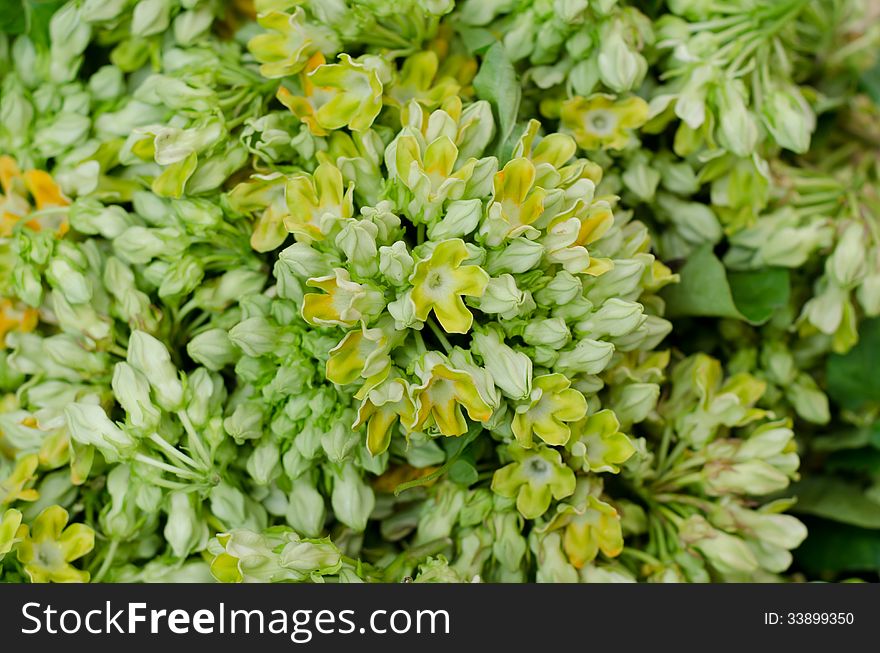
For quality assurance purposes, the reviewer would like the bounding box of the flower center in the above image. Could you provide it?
[586,110,618,136]
[524,456,551,481]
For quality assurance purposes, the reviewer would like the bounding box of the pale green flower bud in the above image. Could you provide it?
[584,259,647,304]
[45,257,92,305]
[44,334,108,375]
[184,368,226,428]
[286,476,326,538]
[33,113,90,158]
[523,317,570,349]
[336,219,379,276]
[277,242,336,279]
[114,226,188,265]
[127,330,184,411]
[210,482,267,532]
[322,419,360,463]
[485,238,544,275]
[81,0,128,21]
[158,255,204,299]
[415,484,466,545]
[657,155,700,195]
[228,317,279,358]
[555,338,615,375]
[99,465,138,539]
[387,290,422,330]
[174,8,213,45]
[491,511,527,572]
[132,0,172,37]
[656,193,722,247]
[89,65,125,101]
[247,440,280,486]
[112,362,161,431]
[679,515,758,576]
[165,491,208,558]
[576,299,645,338]
[858,269,880,315]
[597,22,646,92]
[223,401,265,444]
[534,271,582,306]
[622,156,661,202]
[66,402,136,460]
[187,328,239,371]
[477,274,533,319]
[473,328,532,400]
[14,264,42,307]
[761,84,815,153]
[428,199,482,240]
[280,537,342,576]
[192,270,268,312]
[828,223,867,287]
[714,80,758,157]
[532,531,579,583]
[329,464,375,532]
[52,293,112,343]
[378,241,415,286]
[608,382,660,427]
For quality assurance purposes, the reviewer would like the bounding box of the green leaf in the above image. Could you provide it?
[473,42,521,157]
[448,459,478,487]
[727,267,790,324]
[826,318,880,412]
[810,422,880,452]
[861,57,880,105]
[795,517,880,575]
[662,246,789,325]
[789,476,880,529]
[456,26,496,55]
[826,448,880,474]
[0,0,25,34]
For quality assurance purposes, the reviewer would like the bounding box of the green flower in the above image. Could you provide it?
[278,52,384,135]
[559,94,648,150]
[566,409,636,473]
[511,374,587,447]
[0,454,40,505]
[0,508,24,561]
[491,444,576,519]
[248,9,339,79]
[16,506,95,583]
[410,239,489,333]
[543,480,624,568]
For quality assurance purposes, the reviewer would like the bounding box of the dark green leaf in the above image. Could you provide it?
[861,58,880,105]
[826,448,880,474]
[810,422,880,452]
[473,42,521,156]
[789,476,880,529]
[795,517,880,575]
[826,318,880,411]
[0,0,25,34]
[448,459,478,486]
[727,267,790,324]
[663,246,789,325]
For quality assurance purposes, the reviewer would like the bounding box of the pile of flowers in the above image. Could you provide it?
[0,0,877,583]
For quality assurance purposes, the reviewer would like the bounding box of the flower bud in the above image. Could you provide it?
[228,316,279,358]
[127,330,184,411]
[187,328,239,371]
[132,0,171,37]
[66,402,136,460]
[473,328,532,400]
[247,440,280,486]
[597,22,647,92]
[485,238,544,275]
[477,274,533,319]
[714,80,758,157]
[378,241,415,286]
[523,317,570,348]
[336,219,379,276]
[223,401,265,444]
[329,464,375,532]
[828,223,866,287]
[679,515,758,576]
[554,338,615,375]
[165,491,208,558]
[576,298,645,338]
[429,199,482,240]
[761,84,815,154]
[286,476,326,538]
[112,362,161,431]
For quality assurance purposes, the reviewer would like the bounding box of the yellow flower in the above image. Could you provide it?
[410,239,489,334]
[0,454,40,505]
[326,319,395,389]
[486,157,546,243]
[228,173,289,252]
[0,508,23,561]
[511,374,588,447]
[0,156,69,237]
[301,268,384,327]
[566,409,636,474]
[354,378,416,455]
[412,359,493,436]
[248,8,338,79]
[560,94,648,151]
[392,132,477,211]
[0,298,39,348]
[283,161,353,242]
[277,52,383,135]
[384,51,461,125]
[559,496,624,568]
[16,505,95,583]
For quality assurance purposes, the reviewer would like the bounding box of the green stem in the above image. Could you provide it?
[93,539,119,583]
[425,318,453,354]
